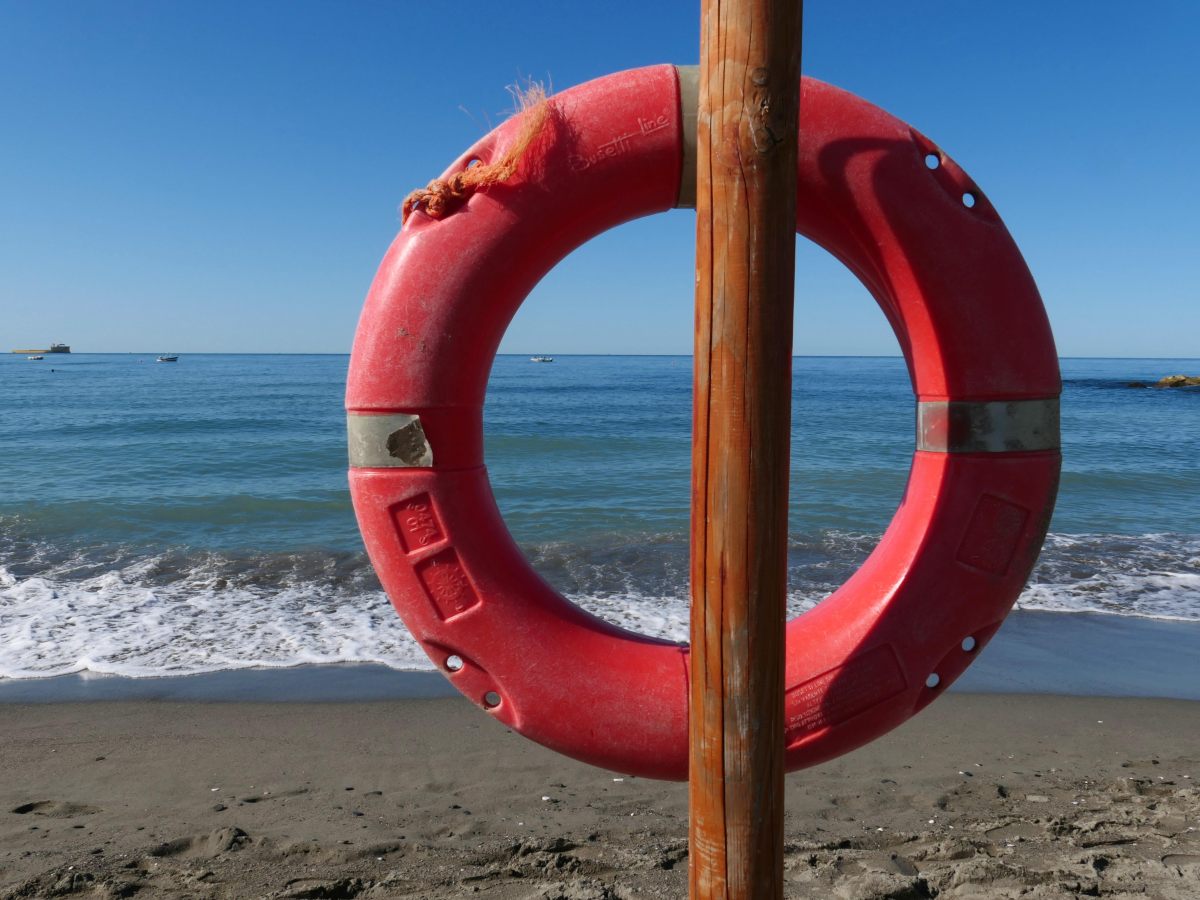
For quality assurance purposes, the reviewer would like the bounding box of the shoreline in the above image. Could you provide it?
[2,693,1197,898]
[3,609,1199,705]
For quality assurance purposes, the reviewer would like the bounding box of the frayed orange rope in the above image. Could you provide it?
[402,84,551,224]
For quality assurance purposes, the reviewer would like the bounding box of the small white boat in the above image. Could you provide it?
[27,355,44,360]
[156,355,179,363]
[530,355,554,363]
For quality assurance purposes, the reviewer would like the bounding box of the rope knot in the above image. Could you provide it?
[402,86,551,225]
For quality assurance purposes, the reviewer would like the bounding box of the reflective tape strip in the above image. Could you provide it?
[917,399,1060,453]
[347,413,433,468]
[674,65,698,210]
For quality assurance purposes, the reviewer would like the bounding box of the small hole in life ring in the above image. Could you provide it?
[465,157,483,169]
[961,636,977,652]
[962,192,978,209]
[924,153,941,170]
[925,673,941,689]
[483,691,502,708]
[445,655,464,672]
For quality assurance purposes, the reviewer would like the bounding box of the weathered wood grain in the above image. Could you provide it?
[689,1,802,897]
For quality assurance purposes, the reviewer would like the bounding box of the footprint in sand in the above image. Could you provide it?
[1163,853,1200,871]
[149,826,251,859]
[10,800,101,817]
[984,821,1044,842]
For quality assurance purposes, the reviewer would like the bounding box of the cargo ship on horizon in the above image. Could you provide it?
[10,343,70,354]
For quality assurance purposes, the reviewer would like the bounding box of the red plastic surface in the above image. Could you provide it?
[347,65,1061,781]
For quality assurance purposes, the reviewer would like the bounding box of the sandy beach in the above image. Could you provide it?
[2,692,1197,899]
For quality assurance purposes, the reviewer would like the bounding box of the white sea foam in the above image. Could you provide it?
[1018,533,1200,621]
[0,561,426,679]
[1,531,1197,679]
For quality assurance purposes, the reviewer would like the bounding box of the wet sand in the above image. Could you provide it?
[1,693,1198,899]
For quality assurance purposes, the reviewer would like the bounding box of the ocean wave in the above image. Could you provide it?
[0,559,418,679]
[1,531,1197,679]
[1017,532,1200,621]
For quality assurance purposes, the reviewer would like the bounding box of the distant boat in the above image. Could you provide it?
[530,355,555,363]
[27,355,44,361]
[156,355,179,363]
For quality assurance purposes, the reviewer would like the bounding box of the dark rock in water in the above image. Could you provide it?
[1127,381,1149,388]
[1156,374,1200,387]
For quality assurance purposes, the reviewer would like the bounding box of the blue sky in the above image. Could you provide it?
[2,1,1196,356]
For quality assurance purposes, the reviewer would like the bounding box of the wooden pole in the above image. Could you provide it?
[689,0,802,897]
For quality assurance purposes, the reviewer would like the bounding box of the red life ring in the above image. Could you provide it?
[347,65,1060,781]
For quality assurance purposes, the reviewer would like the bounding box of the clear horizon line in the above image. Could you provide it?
[16,352,1200,361]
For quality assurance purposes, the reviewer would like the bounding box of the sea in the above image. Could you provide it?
[2,354,1198,699]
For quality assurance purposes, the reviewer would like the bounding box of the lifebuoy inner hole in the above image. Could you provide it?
[482,215,913,643]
